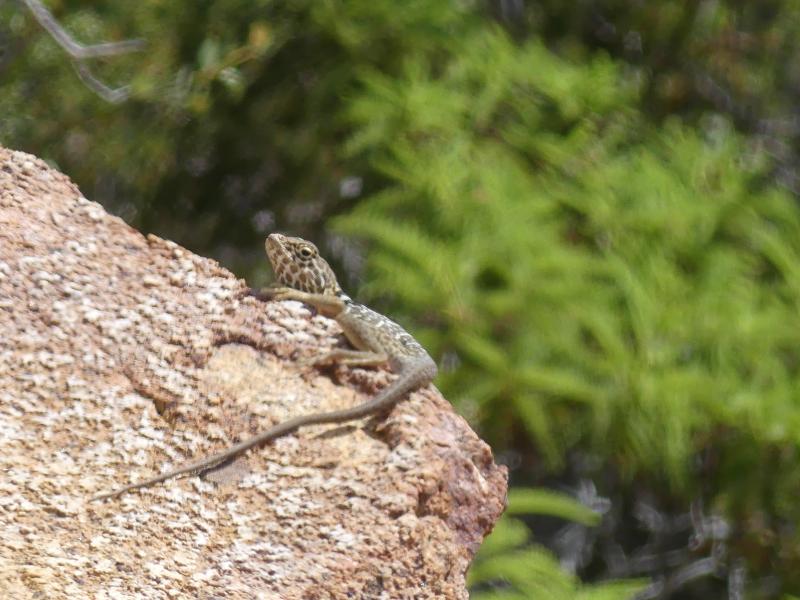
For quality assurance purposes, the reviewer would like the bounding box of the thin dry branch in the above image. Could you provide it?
[73,62,131,104]
[22,0,145,103]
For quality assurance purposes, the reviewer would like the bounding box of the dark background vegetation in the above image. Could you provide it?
[3,1,800,598]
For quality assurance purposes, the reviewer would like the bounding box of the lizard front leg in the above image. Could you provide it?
[269,288,347,319]
[267,288,377,365]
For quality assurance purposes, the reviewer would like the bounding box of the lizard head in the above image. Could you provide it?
[265,233,344,296]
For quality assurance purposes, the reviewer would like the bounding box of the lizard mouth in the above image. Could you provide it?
[266,232,286,251]
[265,233,290,266]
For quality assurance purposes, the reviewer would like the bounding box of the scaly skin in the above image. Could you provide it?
[91,234,437,501]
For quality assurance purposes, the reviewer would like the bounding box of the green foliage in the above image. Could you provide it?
[529,0,800,126]
[506,488,601,527]
[335,20,800,585]
[469,488,646,599]
[0,0,481,274]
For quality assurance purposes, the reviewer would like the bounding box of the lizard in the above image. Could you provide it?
[91,233,438,501]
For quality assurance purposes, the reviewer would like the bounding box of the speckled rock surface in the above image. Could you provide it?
[0,147,507,599]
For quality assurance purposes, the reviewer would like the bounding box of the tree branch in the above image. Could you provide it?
[73,62,131,104]
[21,0,145,103]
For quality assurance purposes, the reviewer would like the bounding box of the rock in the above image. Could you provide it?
[0,147,507,599]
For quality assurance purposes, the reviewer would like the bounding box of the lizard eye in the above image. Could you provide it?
[299,246,314,259]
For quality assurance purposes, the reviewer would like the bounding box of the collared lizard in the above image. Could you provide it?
[92,234,437,501]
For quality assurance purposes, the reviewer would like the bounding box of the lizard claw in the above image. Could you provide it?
[295,355,327,369]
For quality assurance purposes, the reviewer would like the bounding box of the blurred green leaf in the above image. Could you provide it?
[507,489,601,527]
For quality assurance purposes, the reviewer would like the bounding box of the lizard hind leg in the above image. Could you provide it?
[298,349,388,368]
